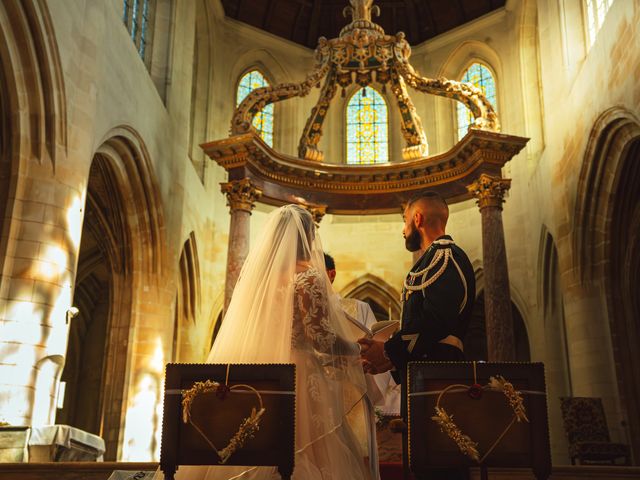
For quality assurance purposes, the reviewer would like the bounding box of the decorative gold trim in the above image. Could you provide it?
[298,68,338,161]
[466,173,511,210]
[220,178,262,213]
[300,204,327,225]
[390,67,428,157]
[228,0,499,164]
[398,62,500,132]
[208,132,521,193]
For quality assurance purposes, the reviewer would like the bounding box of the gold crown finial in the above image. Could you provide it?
[343,0,380,23]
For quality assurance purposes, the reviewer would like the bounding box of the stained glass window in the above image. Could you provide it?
[346,87,389,164]
[456,63,497,140]
[585,0,614,46]
[123,0,155,63]
[236,70,274,147]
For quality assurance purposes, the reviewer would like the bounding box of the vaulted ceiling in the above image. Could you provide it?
[220,0,506,49]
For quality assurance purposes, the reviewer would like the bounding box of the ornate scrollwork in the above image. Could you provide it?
[467,174,511,210]
[389,67,428,158]
[398,62,500,132]
[298,68,339,161]
[230,0,500,162]
[220,178,262,213]
[300,204,327,225]
[231,58,331,136]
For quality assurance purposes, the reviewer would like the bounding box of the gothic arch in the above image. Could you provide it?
[230,50,293,152]
[172,232,201,362]
[344,86,390,164]
[334,81,400,165]
[538,226,571,461]
[340,274,401,320]
[0,0,67,166]
[0,0,67,275]
[574,106,640,459]
[436,41,503,146]
[574,107,640,281]
[438,40,503,85]
[61,126,165,459]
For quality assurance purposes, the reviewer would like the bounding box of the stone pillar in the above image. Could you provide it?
[221,178,261,312]
[467,173,515,361]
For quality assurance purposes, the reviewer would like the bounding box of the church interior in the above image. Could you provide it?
[0,0,638,478]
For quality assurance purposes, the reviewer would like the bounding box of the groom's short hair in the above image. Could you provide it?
[407,191,448,210]
[406,191,449,228]
[324,253,336,271]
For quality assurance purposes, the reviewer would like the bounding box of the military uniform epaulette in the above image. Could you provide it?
[401,238,468,315]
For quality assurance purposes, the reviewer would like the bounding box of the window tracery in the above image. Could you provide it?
[237,70,274,147]
[346,87,389,165]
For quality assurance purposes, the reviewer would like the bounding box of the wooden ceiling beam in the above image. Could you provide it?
[422,0,438,36]
[404,0,420,44]
[455,0,467,23]
[263,0,275,29]
[306,0,321,48]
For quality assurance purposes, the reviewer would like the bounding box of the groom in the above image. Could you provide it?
[358,191,475,479]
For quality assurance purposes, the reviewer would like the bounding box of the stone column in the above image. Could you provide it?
[221,178,261,312]
[467,173,516,361]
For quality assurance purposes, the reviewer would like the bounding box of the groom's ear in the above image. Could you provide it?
[413,211,423,228]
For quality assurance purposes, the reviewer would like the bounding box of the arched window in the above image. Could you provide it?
[456,63,496,140]
[584,0,614,46]
[236,70,274,147]
[123,0,156,64]
[346,87,389,164]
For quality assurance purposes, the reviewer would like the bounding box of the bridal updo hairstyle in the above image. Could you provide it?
[290,205,315,261]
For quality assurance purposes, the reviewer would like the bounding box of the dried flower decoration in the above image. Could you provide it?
[430,374,529,464]
[182,380,266,464]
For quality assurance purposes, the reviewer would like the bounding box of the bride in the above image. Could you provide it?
[165,204,373,480]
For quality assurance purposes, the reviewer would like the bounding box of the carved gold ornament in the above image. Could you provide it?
[467,173,512,210]
[182,380,266,464]
[431,375,528,463]
[231,0,499,163]
[221,178,262,213]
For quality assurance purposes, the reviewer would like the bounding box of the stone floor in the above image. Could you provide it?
[0,463,639,480]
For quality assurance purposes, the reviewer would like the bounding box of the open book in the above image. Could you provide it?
[345,313,400,342]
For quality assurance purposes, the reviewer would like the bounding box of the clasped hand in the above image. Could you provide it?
[357,337,394,374]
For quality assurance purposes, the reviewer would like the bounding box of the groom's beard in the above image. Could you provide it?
[404,226,422,252]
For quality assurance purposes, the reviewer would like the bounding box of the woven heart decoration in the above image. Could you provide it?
[182,380,266,464]
[431,375,529,463]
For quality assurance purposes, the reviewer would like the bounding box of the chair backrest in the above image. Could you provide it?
[560,397,611,444]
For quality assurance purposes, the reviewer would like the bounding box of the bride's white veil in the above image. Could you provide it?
[194,204,369,479]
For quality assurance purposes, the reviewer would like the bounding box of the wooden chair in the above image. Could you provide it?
[560,397,630,465]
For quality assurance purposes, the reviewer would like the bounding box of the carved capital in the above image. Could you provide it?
[301,204,327,225]
[221,178,262,213]
[467,174,511,210]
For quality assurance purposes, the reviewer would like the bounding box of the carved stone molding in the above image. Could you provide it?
[467,174,511,210]
[220,178,262,213]
[203,130,527,214]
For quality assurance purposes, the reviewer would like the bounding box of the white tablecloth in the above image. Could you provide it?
[28,425,105,460]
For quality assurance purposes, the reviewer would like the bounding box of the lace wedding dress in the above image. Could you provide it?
[157,205,373,480]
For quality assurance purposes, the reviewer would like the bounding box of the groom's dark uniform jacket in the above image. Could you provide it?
[385,235,476,385]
